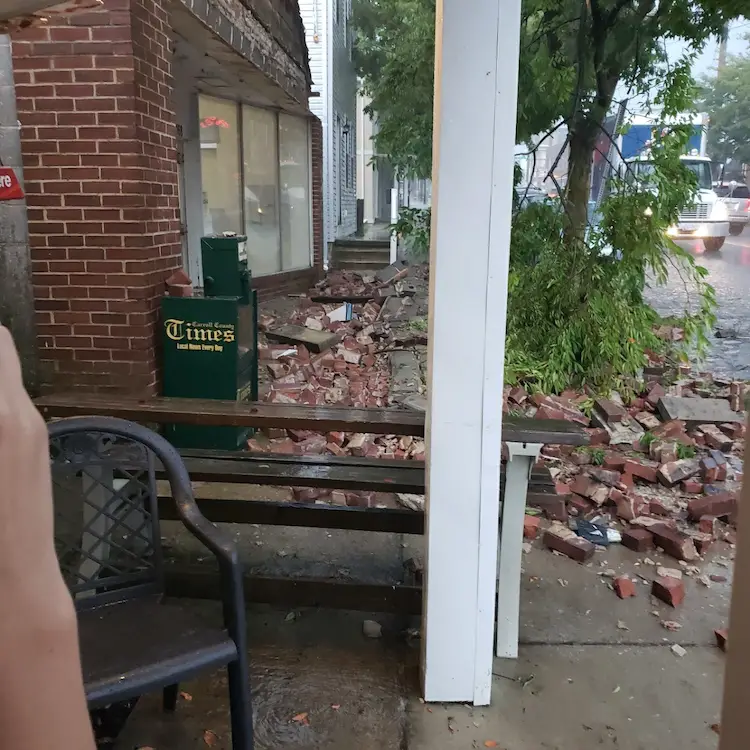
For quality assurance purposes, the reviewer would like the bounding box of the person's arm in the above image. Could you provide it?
[0,326,95,750]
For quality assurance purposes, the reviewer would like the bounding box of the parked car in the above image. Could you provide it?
[714,182,750,236]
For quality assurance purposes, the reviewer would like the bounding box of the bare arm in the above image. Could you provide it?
[0,326,95,750]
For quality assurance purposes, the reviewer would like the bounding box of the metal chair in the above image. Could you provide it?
[49,416,253,749]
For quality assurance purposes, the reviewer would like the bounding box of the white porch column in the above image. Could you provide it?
[423,0,522,706]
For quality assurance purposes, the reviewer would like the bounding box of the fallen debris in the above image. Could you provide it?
[652,576,686,607]
[613,576,637,599]
[362,620,383,639]
[266,324,340,353]
[543,526,595,562]
[715,628,728,652]
[657,395,740,427]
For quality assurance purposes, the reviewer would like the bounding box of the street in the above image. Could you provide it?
[647,229,750,379]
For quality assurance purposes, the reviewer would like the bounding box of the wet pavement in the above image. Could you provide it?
[115,532,731,749]
[647,229,750,378]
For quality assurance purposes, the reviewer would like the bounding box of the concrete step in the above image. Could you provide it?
[332,245,391,271]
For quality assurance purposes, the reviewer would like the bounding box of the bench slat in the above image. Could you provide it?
[36,394,590,445]
[178,455,425,493]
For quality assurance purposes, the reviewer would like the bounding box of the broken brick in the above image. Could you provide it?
[651,526,698,561]
[623,459,659,483]
[527,495,568,522]
[327,431,346,446]
[649,498,672,516]
[657,442,678,464]
[288,429,314,442]
[635,411,661,430]
[652,419,686,439]
[614,576,637,599]
[567,495,595,516]
[267,438,299,455]
[715,629,728,652]
[615,493,648,521]
[698,515,720,537]
[646,382,666,406]
[326,442,346,456]
[700,456,720,483]
[535,405,566,420]
[296,434,329,454]
[586,428,611,446]
[688,530,713,555]
[587,468,622,487]
[570,474,593,498]
[657,458,700,487]
[720,422,744,439]
[687,491,738,522]
[621,527,654,552]
[345,491,376,508]
[292,487,320,503]
[523,515,541,540]
[590,485,610,506]
[699,424,734,451]
[330,490,348,506]
[681,478,703,494]
[543,528,595,562]
[652,576,685,607]
[595,397,628,423]
[603,454,627,470]
[508,386,528,405]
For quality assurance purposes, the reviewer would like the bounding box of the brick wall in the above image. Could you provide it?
[12,0,181,395]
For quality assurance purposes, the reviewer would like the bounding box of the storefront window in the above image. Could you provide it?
[199,96,241,235]
[196,96,312,277]
[279,114,312,271]
[242,106,281,276]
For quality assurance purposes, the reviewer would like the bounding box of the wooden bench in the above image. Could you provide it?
[38,394,588,658]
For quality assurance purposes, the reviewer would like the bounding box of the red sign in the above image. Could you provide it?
[0,168,23,201]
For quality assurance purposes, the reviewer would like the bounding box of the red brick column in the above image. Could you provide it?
[12,0,181,395]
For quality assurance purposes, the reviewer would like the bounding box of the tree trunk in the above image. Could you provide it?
[563,121,597,249]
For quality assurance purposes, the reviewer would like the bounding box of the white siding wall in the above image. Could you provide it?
[299,0,330,247]
[300,0,357,248]
[330,0,358,239]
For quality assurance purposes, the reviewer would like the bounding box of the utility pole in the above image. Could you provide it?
[718,23,729,72]
[0,34,37,391]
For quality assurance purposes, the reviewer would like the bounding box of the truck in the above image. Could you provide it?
[617,114,729,252]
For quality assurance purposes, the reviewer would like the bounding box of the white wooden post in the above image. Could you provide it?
[496,442,543,659]
[422,0,522,705]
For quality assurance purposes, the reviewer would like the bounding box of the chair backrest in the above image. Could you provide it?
[50,418,171,610]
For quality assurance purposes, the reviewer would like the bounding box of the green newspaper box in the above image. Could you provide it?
[162,235,258,450]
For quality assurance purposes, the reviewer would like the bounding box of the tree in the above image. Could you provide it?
[354,0,745,391]
[353,0,435,179]
[701,40,750,165]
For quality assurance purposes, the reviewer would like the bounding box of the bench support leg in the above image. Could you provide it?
[496,442,542,659]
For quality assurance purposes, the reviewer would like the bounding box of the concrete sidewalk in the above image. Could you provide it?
[114,535,730,749]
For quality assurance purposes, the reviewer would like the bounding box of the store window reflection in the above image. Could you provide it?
[279,114,312,270]
[242,106,281,276]
[197,95,313,276]
[199,96,241,235]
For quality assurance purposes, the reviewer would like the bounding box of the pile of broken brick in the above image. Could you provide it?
[247,265,426,509]
[515,373,743,639]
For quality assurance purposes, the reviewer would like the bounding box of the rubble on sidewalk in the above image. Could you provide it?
[251,265,742,632]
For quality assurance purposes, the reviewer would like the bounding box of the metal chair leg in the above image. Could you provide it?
[163,683,179,713]
[227,658,254,749]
